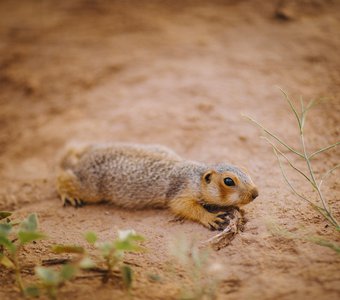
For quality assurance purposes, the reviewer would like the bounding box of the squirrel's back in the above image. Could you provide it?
[59,143,201,208]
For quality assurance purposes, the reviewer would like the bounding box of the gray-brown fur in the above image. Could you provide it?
[57,143,258,214]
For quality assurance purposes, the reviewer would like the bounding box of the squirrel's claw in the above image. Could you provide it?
[203,213,230,231]
[216,212,229,219]
[61,195,69,207]
[61,194,84,208]
[209,223,223,231]
[74,198,84,208]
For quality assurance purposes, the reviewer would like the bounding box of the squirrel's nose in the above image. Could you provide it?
[251,188,259,200]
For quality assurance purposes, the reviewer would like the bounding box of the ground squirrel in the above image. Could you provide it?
[57,143,258,230]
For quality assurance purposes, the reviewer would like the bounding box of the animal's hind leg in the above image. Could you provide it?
[57,170,84,207]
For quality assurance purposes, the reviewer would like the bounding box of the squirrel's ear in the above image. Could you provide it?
[203,171,214,184]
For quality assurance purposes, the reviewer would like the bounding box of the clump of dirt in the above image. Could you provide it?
[0,0,339,299]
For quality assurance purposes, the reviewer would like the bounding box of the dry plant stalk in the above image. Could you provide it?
[245,89,339,231]
[202,208,245,250]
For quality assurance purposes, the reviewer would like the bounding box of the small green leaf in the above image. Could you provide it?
[85,231,97,244]
[121,265,133,290]
[51,244,85,254]
[0,223,12,237]
[59,264,77,281]
[24,285,40,297]
[79,257,96,269]
[0,211,12,220]
[0,255,15,268]
[35,266,59,285]
[0,236,16,253]
[18,231,45,244]
[20,214,38,232]
[116,231,145,252]
[114,240,144,252]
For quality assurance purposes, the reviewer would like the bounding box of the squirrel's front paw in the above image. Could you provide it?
[202,212,229,231]
[60,194,84,208]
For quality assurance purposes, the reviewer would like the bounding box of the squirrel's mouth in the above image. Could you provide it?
[251,188,259,200]
[237,186,259,205]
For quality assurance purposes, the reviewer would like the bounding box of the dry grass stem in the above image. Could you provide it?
[245,90,339,231]
[203,208,245,250]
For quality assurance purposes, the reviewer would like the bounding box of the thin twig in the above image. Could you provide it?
[244,115,304,157]
[88,266,109,274]
[299,96,304,117]
[304,97,319,114]
[272,148,319,208]
[42,258,71,266]
[309,142,340,159]
[248,90,339,231]
[202,208,244,250]
[300,133,339,227]
[262,137,315,188]
[318,164,340,190]
[123,260,143,268]
[74,274,104,280]
[279,88,302,131]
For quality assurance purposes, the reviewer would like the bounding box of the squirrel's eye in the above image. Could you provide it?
[224,177,235,186]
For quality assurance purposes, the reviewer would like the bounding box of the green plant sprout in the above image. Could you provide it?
[245,89,339,231]
[26,243,93,300]
[30,263,79,300]
[41,229,144,295]
[1,211,145,297]
[0,213,45,295]
[84,229,145,289]
[169,237,223,300]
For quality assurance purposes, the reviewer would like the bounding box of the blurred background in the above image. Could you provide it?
[1,0,339,168]
[1,0,339,204]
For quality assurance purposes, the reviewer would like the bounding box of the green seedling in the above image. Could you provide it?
[27,239,95,299]
[25,260,83,300]
[169,237,223,300]
[28,264,78,300]
[245,90,339,231]
[32,229,144,298]
[84,229,144,289]
[1,213,145,297]
[0,213,45,295]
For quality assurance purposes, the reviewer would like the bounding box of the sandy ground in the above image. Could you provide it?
[0,0,340,299]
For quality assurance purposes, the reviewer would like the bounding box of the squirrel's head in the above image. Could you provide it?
[201,164,258,207]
